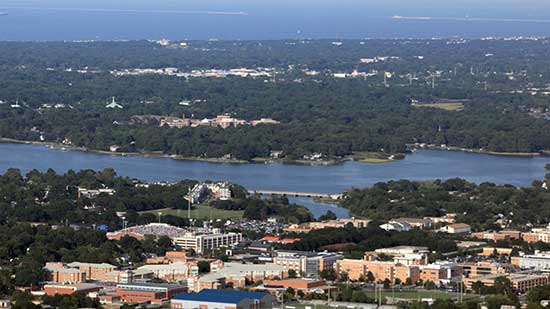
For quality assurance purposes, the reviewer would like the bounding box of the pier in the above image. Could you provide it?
[248,190,342,200]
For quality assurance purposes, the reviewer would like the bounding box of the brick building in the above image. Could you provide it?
[66,262,117,280]
[44,262,86,283]
[115,283,186,304]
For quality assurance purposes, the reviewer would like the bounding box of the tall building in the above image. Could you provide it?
[173,230,242,254]
[273,251,342,278]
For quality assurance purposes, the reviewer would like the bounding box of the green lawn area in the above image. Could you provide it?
[364,290,479,301]
[352,152,393,163]
[291,305,348,309]
[413,102,465,111]
[143,206,244,221]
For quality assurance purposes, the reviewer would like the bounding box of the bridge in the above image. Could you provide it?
[248,190,342,200]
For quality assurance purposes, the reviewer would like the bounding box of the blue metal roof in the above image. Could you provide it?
[172,289,268,304]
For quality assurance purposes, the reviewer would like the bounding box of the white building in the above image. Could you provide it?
[273,250,342,278]
[380,221,412,232]
[512,251,550,270]
[173,230,242,253]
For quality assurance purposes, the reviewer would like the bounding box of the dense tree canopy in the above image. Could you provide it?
[1,39,550,160]
[341,178,550,230]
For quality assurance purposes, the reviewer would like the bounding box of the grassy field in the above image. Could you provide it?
[290,305,349,309]
[143,206,244,221]
[352,152,394,163]
[251,157,274,163]
[413,102,465,111]
[364,290,479,301]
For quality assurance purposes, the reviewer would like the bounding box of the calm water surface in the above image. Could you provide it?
[1,143,548,219]
[1,143,548,193]
[1,0,550,40]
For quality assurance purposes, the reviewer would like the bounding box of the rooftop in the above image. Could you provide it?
[448,223,471,228]
[67,262,116,269]
[172,289,268,303]
[44,283,99,291]
[117,282,185,291]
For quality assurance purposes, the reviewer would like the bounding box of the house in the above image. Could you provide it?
[440,223,471,234]
[171,289,276,309]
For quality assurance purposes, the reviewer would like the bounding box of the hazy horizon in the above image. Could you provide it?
[2,0,550,40]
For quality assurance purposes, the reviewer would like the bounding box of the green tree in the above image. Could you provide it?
[287,269,298,279]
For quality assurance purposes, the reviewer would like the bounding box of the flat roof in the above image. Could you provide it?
[172,289,268,303]
[44,283,99,291]
[117,282,185,291]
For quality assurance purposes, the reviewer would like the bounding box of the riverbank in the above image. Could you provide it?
[410,143,545,158]
[0,137,395,166]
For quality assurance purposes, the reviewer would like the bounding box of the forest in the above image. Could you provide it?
[0,39,550,160]
[341,176,550,231]
[0,168,314,229]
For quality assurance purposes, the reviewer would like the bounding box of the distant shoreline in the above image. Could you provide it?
[1,137,545,168]
[410,144,545,158]
[0,137,346,166]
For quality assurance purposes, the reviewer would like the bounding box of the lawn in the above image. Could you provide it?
[291,305,349,309]
[352,152,395,163]
[364,290,479,301]
[143,206,244,221]
[413,102,465,111]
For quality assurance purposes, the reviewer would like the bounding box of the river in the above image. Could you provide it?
[1,142,548,218]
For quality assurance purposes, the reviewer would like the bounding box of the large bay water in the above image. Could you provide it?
[1,0,550,40]
[0,142,548,219]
